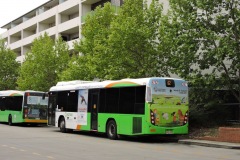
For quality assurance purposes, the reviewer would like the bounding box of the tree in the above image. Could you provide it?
[162,0,240,101]
[67,2,117,81]
[108,0,166,78]
[0,38,20,90]
[161,0,240,120]
[17,33,70,91]
[60,55,94,81]
[64,0,165,81]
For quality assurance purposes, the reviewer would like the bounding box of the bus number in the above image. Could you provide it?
[166,79,175,87]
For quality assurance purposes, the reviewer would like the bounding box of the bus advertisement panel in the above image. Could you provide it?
[147,78,188,134]
[77,89,88,125]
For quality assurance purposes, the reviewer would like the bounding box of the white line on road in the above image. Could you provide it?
[47,156,55,159]
[32,152,41,156]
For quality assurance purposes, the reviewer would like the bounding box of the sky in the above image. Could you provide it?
[0,0,49,34]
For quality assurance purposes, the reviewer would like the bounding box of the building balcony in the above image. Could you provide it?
[9,39,22,50]
[81,0,101,5]
[37,6,58,23]
[58,17,80,33]
[16,55,25,63]
[58,0,79,13]
[22,34,37,46]
[67,39,79,50]
[38,26,57,37]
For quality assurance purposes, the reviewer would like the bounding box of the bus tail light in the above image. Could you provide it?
[150,110,155,125]
[24,108,28,118]
[183,111,188,125]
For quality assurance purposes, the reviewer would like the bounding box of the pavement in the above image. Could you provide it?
[178,139,240,149]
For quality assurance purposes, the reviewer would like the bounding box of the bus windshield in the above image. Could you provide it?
[24,92,48,119]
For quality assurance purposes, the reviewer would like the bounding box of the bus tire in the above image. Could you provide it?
[8,115,13,126]
[107,120,118,140]
[59,117,67,133]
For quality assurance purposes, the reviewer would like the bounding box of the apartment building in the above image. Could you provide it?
[0,0,123,62]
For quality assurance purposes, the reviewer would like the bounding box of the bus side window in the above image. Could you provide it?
[0,98,3,110]
[134,86,145,114]
[57,91,68,111]
[0,100,5,111]
[57,91,78,112]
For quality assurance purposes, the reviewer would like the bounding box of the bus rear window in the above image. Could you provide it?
[165,79,175,87]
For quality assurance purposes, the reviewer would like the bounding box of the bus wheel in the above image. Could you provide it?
[8,115,12,126]
[59,117,67,133]
[107,120,118,140]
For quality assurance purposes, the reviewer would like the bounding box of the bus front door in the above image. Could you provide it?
[48,92,56,126]
[91,93,98,131]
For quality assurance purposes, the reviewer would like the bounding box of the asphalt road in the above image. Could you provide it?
[0,123,239,160]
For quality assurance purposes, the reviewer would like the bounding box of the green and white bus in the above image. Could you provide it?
[48,77,188,139]
[0,90,48,125]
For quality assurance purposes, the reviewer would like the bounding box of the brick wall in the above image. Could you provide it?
[217,127,240,143]
[198,127,240,143]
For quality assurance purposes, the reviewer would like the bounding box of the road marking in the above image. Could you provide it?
[33,152,41,156]
[20,149,26,152]
[10,147,17,149]
[47,156,55,159]
[1,145,7,147]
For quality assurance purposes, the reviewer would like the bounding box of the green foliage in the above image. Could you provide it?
[0,38,20,90]
[63,0,166,81]
[165,0,240,102]
[109,0,167,78]
[60,55,94,81]
[61,2,117,81]
[189,88,232,127]
[17,33,70,91]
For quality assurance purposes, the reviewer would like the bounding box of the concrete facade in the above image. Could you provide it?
[0,0,122,62]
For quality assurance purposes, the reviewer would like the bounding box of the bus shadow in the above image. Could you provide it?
[59,130,108,140]
[120,135,179,143]
[20,124,49,128]
[0,122,49,128]
[64,130,179,143]
[0,122,180,143]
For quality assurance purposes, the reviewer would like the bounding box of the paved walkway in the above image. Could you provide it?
[178,139,240,149]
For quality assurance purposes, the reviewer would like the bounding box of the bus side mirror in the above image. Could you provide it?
[42,93,47,100]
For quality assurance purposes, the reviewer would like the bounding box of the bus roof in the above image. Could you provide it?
[0,90,24,96]
[50,77,184,92]
[0,90,46,97]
